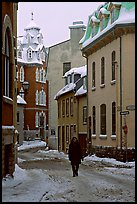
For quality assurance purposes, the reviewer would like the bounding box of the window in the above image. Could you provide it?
[27,49,32,59]
[92,24,96,37]
[62,100,65,117]
[18,50,22,59]
[83,106,87,124]
[101,57,105,85]
[63,62,71,75]
[112,102,116,135]
[92,62,96,87]
[35,112,39,127]
[17,112,19,123]
[101,17,105,31]
[58,101,61,118]
[40,90,46,105]
[100,104,106,134]
[4,31,10,97]
[36,68,39,81]
[83,77,87,90]
[70,97,73,116]
[66,125,69,144]
[70,125,74,141]
[36,90,39,105]
[37,51,40,60]
[40,68,44,82]
[92,106,96,134]
[66,98,69,116]
[20,66,24,82]
[44,70,46,82]
[112,51,116,81]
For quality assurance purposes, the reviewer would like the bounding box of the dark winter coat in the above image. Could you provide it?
[68,139,83,165]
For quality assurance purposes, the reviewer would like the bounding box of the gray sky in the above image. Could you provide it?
[17,2,104,47]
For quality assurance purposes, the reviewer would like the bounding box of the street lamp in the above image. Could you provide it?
[17,81,30,94]
[22,81,30,92]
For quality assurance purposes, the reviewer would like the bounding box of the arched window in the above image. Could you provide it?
[36,90,39,105]
[35,112,39,128]
[43,69,46,82]
[4,30,10,97]
[40,68,44,82]
[100,104,106,134]
[20,66,24,82]
[92,62,96,87]
[92,106,96,134]
[101,57,105,85]
[112,102,116,135]
[112,51,116,81]
[36,68,39,81]
[40,90,46,105]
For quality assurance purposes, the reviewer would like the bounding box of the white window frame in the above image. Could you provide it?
[20,66,24,82]
[35,112,39,128]
[36,90,39,105]
[36,68,39,82]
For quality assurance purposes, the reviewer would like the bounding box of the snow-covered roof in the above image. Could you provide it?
[17,15,46,65]
[54,65,87,99]
[80,2,135,49]
[24,19,40,31]
[75,85,87,96]
[17,95,27,105]
[64,65,86,78]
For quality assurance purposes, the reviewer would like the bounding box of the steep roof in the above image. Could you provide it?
[80,2,135,49]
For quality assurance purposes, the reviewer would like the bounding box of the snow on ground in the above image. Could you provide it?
[2,140,135,202]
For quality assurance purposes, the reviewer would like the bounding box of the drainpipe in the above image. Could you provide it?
[119,36,122,150]
[82,52,90,155]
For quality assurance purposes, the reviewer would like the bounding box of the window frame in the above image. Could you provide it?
[100,104,106,135]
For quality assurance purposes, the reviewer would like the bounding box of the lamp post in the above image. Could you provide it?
[22,81,30,92]
[17,81,30,95]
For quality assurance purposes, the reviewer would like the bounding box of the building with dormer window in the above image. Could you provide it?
[17,13,49,141]
[80,2,135,161]
[54,65,87,156]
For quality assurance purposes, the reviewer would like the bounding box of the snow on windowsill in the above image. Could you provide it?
[99,134,107,139]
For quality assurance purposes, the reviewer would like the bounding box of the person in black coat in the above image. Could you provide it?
[68,137,83,177]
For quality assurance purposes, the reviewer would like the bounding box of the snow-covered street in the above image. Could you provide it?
[2,140,135,202]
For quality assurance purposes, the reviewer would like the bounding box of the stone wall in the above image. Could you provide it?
[90,145,135,162]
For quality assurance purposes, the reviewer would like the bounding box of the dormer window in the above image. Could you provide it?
[101,17,105,31]
[18,50,22,59]
[107,2,121,24]
[99,7,110,31]
[90,16,100,37]
[74,74,80,83]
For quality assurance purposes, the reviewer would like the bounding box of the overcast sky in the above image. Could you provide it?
[17,2,105,47]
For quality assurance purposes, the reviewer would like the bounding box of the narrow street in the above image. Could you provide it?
[17,147,135,202]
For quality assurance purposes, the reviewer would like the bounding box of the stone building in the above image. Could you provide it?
[2,2,18,178]
[47,21,86,149]
[80,2,135,161]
